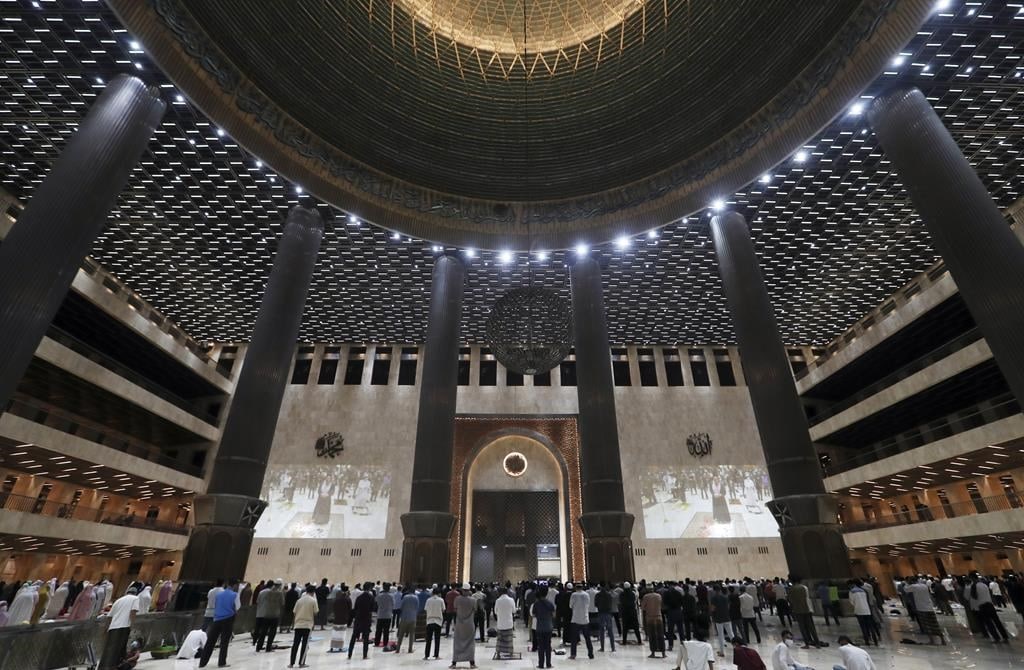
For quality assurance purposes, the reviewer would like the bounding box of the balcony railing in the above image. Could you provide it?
[808,327,984,426]
[45,326,221,426]
[821,393,1020,477]
[840,492,1021,534]
[0,491,190,536]
[4,396,205,478]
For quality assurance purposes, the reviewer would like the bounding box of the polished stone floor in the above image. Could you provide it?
[152,606,1023,670]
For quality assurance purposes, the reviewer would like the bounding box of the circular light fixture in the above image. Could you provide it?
[503,452,528,478]
[485,286,573,375]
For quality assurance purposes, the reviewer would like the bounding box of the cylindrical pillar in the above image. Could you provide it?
[400,253,465,584]
[0,75,164,408]
[869,87,1024,407]
[569,255,634,582]
[711,212,850,580]
[178,206,323,587]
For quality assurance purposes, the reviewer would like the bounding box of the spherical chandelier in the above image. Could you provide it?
[485,286,573,375]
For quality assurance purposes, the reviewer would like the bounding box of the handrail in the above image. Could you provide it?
[840,492,1019,533]
[0,491,190,536]
[4,396,204,478]
[45,325,220,425]
[809,327,984,425]
[822,394,1020,477]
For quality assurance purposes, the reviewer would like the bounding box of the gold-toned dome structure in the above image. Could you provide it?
[394,0,647,55]
[110,0,933,250]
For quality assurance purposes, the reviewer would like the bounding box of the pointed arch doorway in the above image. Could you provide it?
[450,416,585,583]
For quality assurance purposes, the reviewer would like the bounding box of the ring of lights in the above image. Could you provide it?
[502,451,528,477]
[109,0,933,250]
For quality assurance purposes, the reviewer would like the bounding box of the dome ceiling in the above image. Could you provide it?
[114,0,931,249]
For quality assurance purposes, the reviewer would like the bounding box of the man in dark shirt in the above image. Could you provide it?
[663,583,685,650]
[349,582,376,660]
[315,578,331,630]
[682,588,699,642]
[555,586,572,645]
[730,636,766,670]
[594,584,615,652]
[709,585,734,658]
[728,587,743,644]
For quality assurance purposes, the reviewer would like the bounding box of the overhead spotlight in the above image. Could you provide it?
[465,248,476,258]
[432,245,442,252]
[933,0,952,11]
[575,243,589,256]
[759,174,771,184]
[175,94,184,103]
[614,235,630,250]
[216,128,225,137]
[95,77,103,84]
[255,160,263,168]
[295,186,303,194]
[647,230,658,239]
[710,199,725,212]
[891,55,906,67]
[129,40,141,50]
[848,101,865,116]
[391,232,400,240]
[535,250,549,261]
[794,150,808,163]
[499,250,513,264]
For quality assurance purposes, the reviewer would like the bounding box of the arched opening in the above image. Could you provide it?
[462,434,568,582]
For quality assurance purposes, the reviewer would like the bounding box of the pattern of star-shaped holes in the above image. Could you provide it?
[0,0,1021,346]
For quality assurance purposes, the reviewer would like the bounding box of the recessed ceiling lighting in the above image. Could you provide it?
[575,243,589,256]
[794,150,808,163]
[710,199,725,211]
[614,236,630,250]
[498,250,512,264]
[464,248,476,258]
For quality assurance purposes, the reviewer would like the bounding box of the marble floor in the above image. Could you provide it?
[147,608,1023,670]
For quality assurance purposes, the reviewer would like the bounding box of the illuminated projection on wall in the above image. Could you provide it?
[254,464,392,539]
[640,465,776,538]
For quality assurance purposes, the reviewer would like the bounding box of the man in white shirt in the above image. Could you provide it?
[494,588,516,659]
[178,628,208,659]
[100,587,140,670]
[738,590,760,643]
[203,579,225,630]
[835,635,876,670]
[771,630,811,670]
[673,628,715,670]
[569,583,594,659]
[424,588,446,660]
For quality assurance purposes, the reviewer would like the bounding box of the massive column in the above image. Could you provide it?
[179,206,323,587]
[0,75,164,407]
[869,87,1024,406]
[568,255,635,582]
[401,253,466,584]
[711,212,850,580]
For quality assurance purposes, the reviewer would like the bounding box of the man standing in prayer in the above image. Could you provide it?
[254,578,284,652]
[396,586,420,654]
[290,585,319,668]
[906,576,945,645]
[569,582,594,660]
[424,588,446,660]
[349,582,376,660]
[494,586,516,659]
[641,586,666,659]
[199,579,240,668]
[451,584,478,668]
[787,577,821,649]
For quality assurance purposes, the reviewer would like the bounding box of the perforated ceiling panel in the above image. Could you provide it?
[0,1,1021,345]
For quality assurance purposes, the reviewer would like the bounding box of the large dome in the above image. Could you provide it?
[111,0,931,249]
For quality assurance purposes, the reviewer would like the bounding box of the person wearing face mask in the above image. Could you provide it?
[771,630,813,670]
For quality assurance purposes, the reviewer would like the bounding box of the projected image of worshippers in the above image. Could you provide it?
[640,464,776,539]
[253,464,391,539]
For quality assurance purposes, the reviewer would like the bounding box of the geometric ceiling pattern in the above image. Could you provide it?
[0,0,1022,346]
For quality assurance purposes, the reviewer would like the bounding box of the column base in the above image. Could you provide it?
[400,511,456,584]
[177,494,267,586]
[579,511,635,583]
[766,494,852,581]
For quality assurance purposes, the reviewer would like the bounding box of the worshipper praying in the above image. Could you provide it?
[834,635,876,670]
[451,583,478,668]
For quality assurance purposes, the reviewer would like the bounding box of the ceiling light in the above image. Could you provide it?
[129,40,141,50]
[391,232,400,240]
[498,250,512,264]
[710,199,725,212]
[794,150,808,163]
[216,128,225,137]
[892,55,906,67]
[464,248,476,258]
[535,251,548,261]
[295,186,303,194]
[614,236,630,250]
[849,101,865,115]
[759,174,771,184]
[575,243,589,256]
[432,245,441,252]
[933,0,952,11]
[348,214,359,224]
[647,230,658,239]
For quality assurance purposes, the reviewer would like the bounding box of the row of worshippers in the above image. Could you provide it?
[893,572,1021,644]
[0,578,175,626]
